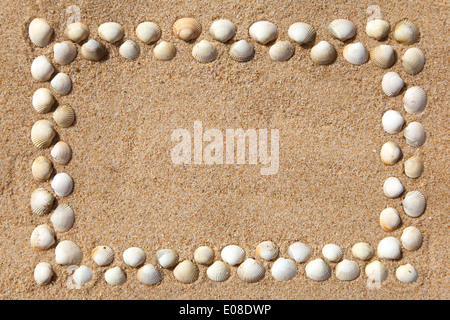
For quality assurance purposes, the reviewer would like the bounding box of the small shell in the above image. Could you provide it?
[404,122,426,148]
[31,120,55,149]
[271,258,297,281]
[29,18,53,47]
[156,249,179,268]
[383,177,405,198]
[269,41,294,62]
[288,22,316,44]
[377,236,402,260]
[81,40,106,61]
[402,191,426,217]
[123,247,146,267]
[401,226,423,251]
[403,86,427,114]
[370,45,396,69]
[365,261,388,282]
[53,105,75,127]
[31,224,55,250]
[55,240,83,265]
[206,261,230,282]
[64,22,89,43]
[136,22,161,44]
[404,156,424,179]
[402,48,425,75]
[51,141,72,165]
[119,40,140,59]
[336,259,360,281]
[31,55,54,81]
[380,141,402,165]
[105,267,126,285]
[32,88,55,114]
[310,41,337,65]
[91,246,115,266]
[30,188,54,215]
[192,40,218,63]
[328,19,356,41]
[255,240,279,261]
[210,19,236,42]
[237,258,266,283]
[221,245,245,266]
[32,156,53,181]
[173,18,202,42]
[73,266,93,285]
[51,73,72,95]
[50,204,75,232]
[382,72,405,97]
[51,173,74,197]
[305,258,331,281]
[53,41,77,65]
[394,19,420,45]
[382,110,404,134]
[98,22,124,43]
[343,42,369,65]
[322,244,343,262]
[229,40,254,62]
[249,21,278,44]
[396,263,418,284]
[34,262,53,285]
[365,19,390,40]
[380,207,402,232]
[173,260,199,284]
[193,246,214,265]
[288,242,311,263]
[153,41,177,61]
[351,242,374,261]
[137,264,163,285]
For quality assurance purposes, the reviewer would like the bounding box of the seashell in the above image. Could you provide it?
[404,122,426,148]
[50,204,74,232]
[383,177,405,198]
[365,19,390,40]
[394,19,420,45]
[51,141,72,165]
[377,236,402,260]
[192,40,218,63]
[206,261,230,282]
[382,110,404,134]
[271,258,297,281]
[73,266,93,285]
[51,173,74,197]
[310,41,337,65]
[404,156,424,179]
[229,40,254,62]
[221,245,245,266]
[210,19,236,42]
[153,41,177,61]
[173,260,199,284]
[401,226,423,251]
[269,41,294,62]
[105,267,126,285]
[32,156,53,181]
[305,258,331,281]
[402,48,425,75]
[288,22,316,44]
[370,45,396,69]
[51,73,72,95]
[249,21,278,44]
[31,120,55,149]
[396,263,418,283]
[29,18,53,47]
[122,247,146,267]
[403,86,427,115]
[34,262,53,285]
[31,55,54,81]
[53,105,75,128]
[343,42,368,65]
[402,191,426,217]
[53,41,77,65]
[193,246,214,265]
[351,242,374,261]
[173,18,202,42]
[31,224,55,250]
[64,22,89,43]
[136,22,161,44]
[336,259,360,281]
[55,240,83,265]
[288,242,311,263]
[98,22,124,43]
[137,264,162,285]
[81,39,106,61]
[119,40,140,60]
[237,258,266,283]
[328,19,356,41]
[380,207,402,232]
[382,72,405,97]
[32,88,55,114]
[30,188,54,215]
[365,261,388,282]
[91,246,114,266]
[380,141,402,165]
[322,244,343,262]
[255,241,279,261]
[156,249,179,268]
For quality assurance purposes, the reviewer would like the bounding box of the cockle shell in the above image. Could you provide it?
[322,244,343,262]
[51,73,72,95]
[377,236,402,260]
[34,262,53,285]
[249,21,278,44]
[396,263,418,283]
[98,22,124,43]
[343,42,368,65]
[30,188,54,215]
[53,105,75,127]
[119,40,140,60]
[310,41,337,65]
[229,40,254,62]
[31,224,55,250]
[194,246,214,265]
[288,242,311,263]
[383,177,405,198]
[81,40,106,61]
[269,41,294,62]
[255,241,279,261]
[288,22,316,44]
[365,261,388,282]
[32,156,53,181]
[210,19,236,42]
[404,122,426,147]
[50,204,74,232]
[123,247,146,267]
[53,41,77,65]
[32,88,55,114]
[73,266,93,285]
[137,264,163,285]
[370,45,396,69]
[221,245,245,266]
[153,41,177,61]
[380,141,402,165]
[305,258,331,281]
[206,261,230,282]
[394,19,420,45]
[328,19,356,41]
[156,249,179,268]
[192,40,218,63]
[173,18,202,42]
[404,156,424,179]
[91,246,114,266]
[105,267,126,285]
[29,18,53,47]
[403,86,427,114]
[51,173,74,197]
[55,240,83,265]
[31,55,54,81]
[382,72,405,97]
[382,110,404,134]
[271,258,297,281]
[380,207,402,232]
[402,191,426,217]
[402,48,425,75]
[173,260,199,284]
[401,226,423,251]
[64,22,89,43]
[136,22,161,44]
[51,141,72,165]
[237,258,266,283]
[31,120,55,149]
[351,242,374,261]
[365,19,390,40]
[336,259,360,281]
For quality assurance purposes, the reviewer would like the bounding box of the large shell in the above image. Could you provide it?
[136,22,161,44]
[402,48,425,75]
[382,110,404,134]
[351,242,374,261]
[288,22,316,44]
[31,224,55,250]
[119,40,140,60]
[64,22,89,43]
[402,191,426,217]
[193,246,214,265]
[288,242,311,263]
[269,41,294,62]
[310,41,337,65]
[173,18,202,42]
[206,261,230,282]
[380,207,402,232]
[271,258,297,281]
[401,226,423,251]
[365,261,388,282]
[328,19,356,41]
[343,42,368,65]
[34,262,53,285]
[403,86,427,114]
[98,22,124,43]
[377,237,402,260]
[30,188,54,215]
[249,21,278,44]
[192,40,218,63]
[322,244,343,262]
[51,173,74,197]
[210,19,236,42]
[396,264,418,284]
[380,141,402,165]
[32,156,53,181]
[229,40,254,62]
[383,177,405,198]
[305,258,331,281]
[91,246,115,266]
[336,259,360,281]
[51,73,72,95]
[81,39,106,61]
[105,267,126,285]
[156,249,179,268]
[50,204,74,232]
[237,258,266,283]
[137,264,163,285]
[255,240,279,261]
[55,240,83,265]
[122,247,146,267]
[221,245,245,266]
[53,105,75,127]
[394,19,420,45]
[31,55,54,81]
[29,18,53,47]
[51,141,72,165]
[365,19,390,40]
[404,156,424,179]
[153,41,177,61]
[173,260,199,284]
[404,122,426,147]
[32,88,55,114]
[54,41,77,65]
[382,72,405,97]
[73,266,93,285]
[370,45,396,69]
[31,120,55,149]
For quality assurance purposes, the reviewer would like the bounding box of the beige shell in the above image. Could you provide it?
[53,41,77,65]
[382,110,404,134]
[305,258,331,281]
[370,45,396,69]
[31,55,54,82]
[64,22,89,43]
[122,247,146,267]
[34,262,53,285]
[310,41,337,65]
[30,188,54,215]
[31,120,55,149]
[136,22,161,44]
[173,18,202,42]
[269,41,294,62]
[336,259,360,281]
[249,21,278,44]
[91,246,114,266]
[81,39,106,61]
[351,242,374,261]
[51,73,72,95]
[396,263,418,284]
[403,86,427,114]
[32,88,55,114]
[29,18,53,47]
[209,19,236,42]
[380,141,402,165]
[288,242,311,263]
[193,246,214,265]
[73,266,93,286]
[322,243,343,262]
[55,240,83,265]
[404,156,424,179]
[271,258,297,281]
[173,260,199,284]
[402,48,425,75]
[237,258,266,283]
[51,141,72,165]
[156,249,179,268]
[328,19,356,41]
[377,236,402,260]
[98,22,124,43]
[221,245,245,265]
[105,267,126,285]
[365,19,390,40]
[153,41,177,61]
[380,207,402,232]
[53,105,75,127]
[382,72,405,97]
[365,261,388,282]
[192,40,218,63]
[32,156,53,181]
[229,40,254,62]
[255,240,279,261]
[206,261,230,282]
[404,122,426,148]
[401,226,423,251]
[394,19,420,45]
[383,177,405,198]
[288,22,316,44]
[343,42,368,65]
[402,191,426,217]
[31,224,55,250]
[51,172,74,197]
[119,40,140,59]
[50,204,74,232]
[137,264,163,285]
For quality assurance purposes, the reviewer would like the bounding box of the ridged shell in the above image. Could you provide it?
[370,45,396,69]
[31,224,55,250]
[136,22,161,44]
[310,41,337,65]
[322,244,343,262]
[64,22,89,43]
[404,156,424,179]
[288,242,311,263]
[336,259,360,281]
[271,258,297,281]
[377,237,402,260]
[173,260,199,284]
[32,88,55,114]
[269,41,294,62]
[380,141,402,165]
[137,264,163,285]
[394,19,420,45]
[380,207,402,232]
[402,191,426,217]
[194,246,214,265]
[403,86,427,114]
[30,188,54,215]
[91,246,114,266]
[122,247,146,267]
[31,120,55,149]
[351,242,374,261]
[237,258,266,283]
[365,261,388,282]
[73,266,93,285]
[81,39,106,61]
[51,141,72,165]
[343,42,368,65]
[404,122,426,147]
[51,173,74,197]
[402,48,425,75]
[288,22,316,44]
[156,249,179,268]
[249,21,278,44]
[328,19,356,41]
[210,19,236,42]
[206,261,230,282]
[53,41,77,65]
[382,72,405,97]
[383,177,405,198]
[401,226,423,251]
[53,105,75,127]
[34,262,53,285]
[31,55,54,81]
[365,19,390,40]
[305,258,331,281]
[119,40,140,59]
[98,22,124,43]
[192,40,218,63]
[55,240,83,265]
[382,110,404,134]
[255,241,279,261]
[50,204,74,232]
[51,73,72,95]
[32,156,53,181]
[173,18,202,42]
[229,40,254,62]
[221,245,245,266]
[153,41,177,61]
[396,264,418,283]
[29,18,53,47]
[105,267,126,285]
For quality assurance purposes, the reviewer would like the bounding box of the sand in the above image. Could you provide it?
[0,0,448,299]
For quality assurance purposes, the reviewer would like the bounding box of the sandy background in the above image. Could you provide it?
[0,0,448,299]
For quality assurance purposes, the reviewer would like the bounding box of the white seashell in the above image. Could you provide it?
[31,224,55,250]
[343,42,368,65]
[210,19,236,42]
[173,260,199,284]
[31,55,54,81]
[53,105,75,127]
[288,22,316,44]
[404,156,424,179]
[50,204,74,232]
[351,242,374,261]
[401,226,423,251]
[192,40,218,63]
[380,207,402,232]
[98,22,124,43]
[119,40,140,59]
[229,40,254,62]
[370,45,396,69]
[403,86,427,114]
[255,240,279,261]
[105,267,126,285]
[305,258,331,281]
[53,41,77,65]
[30,188,54,215]
[81,39,106,61]
[377,237,402,260]
[322,244,343,262]
[55,240,83,265]
[91,246,114,266]
[32,156,53,181]
[310,41,337,65]
[380,141,402,165]
[237,258,265,283]
[206,261,230,282]
[383,177,405,198]
[137,264,163,285]
[249,21,278,44]
[382,110,404,134]
[221,245,245,266]
[153,41,177,61]
[64,22,89,43]
[173,18,202,42]
[29,18,53,47]
[382,72,405,97]
[394,19,420,45]
[156,249,179,268]
[34,262,53,285]
[402,191,426,217]
[51,73,72,95]
[51,141,72,165]
[402,48,425,75]
[365,19,390,40]
[31,120,55,149]
[136,22,161,44]
[396,263,418,283]
[32,88,55,114]
[404,122,425,148]
[123,247,146,267]
[73,266,93,285]
[328,19,356,41]
[194,246,214,265]
[271,258,297,281]
[269,41,294,62]
[365,261,388,282]
[288,242,311,263]
[51,173,74,197]
[336,259,360,281]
